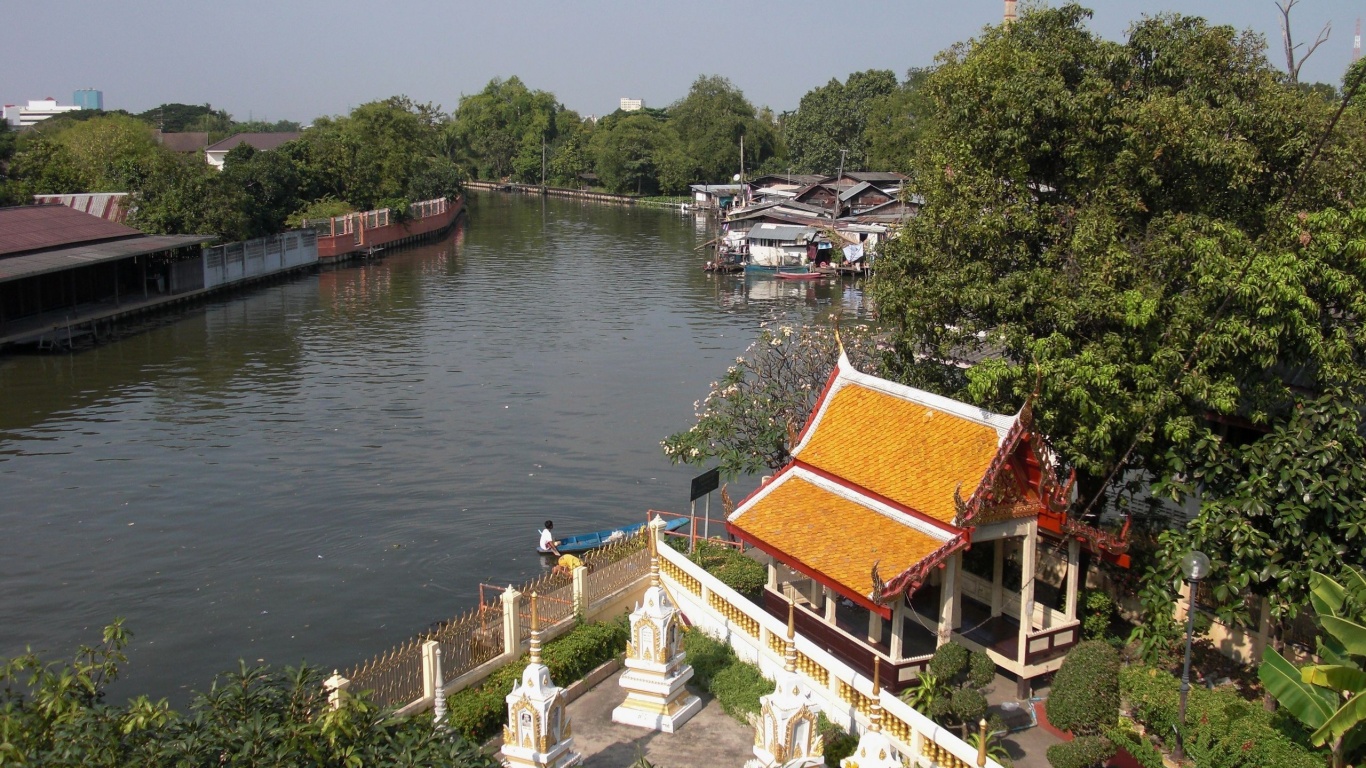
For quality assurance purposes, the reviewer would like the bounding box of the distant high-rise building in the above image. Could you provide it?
[619,98,643,112]
[74,89,103,110]
[3,98,82,127]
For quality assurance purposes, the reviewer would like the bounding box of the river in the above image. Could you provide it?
[0,192,869,703]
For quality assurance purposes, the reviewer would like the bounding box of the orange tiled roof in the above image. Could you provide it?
[796,382,1003,524]
[730,471,948,599]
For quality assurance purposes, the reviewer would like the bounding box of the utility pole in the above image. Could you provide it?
[541,135,547,191]
[1355,18,1361,62]
[832,149,848,220]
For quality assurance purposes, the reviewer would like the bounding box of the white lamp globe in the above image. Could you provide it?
[1180,551,1211,581]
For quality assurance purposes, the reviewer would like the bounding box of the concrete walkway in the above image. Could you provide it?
[533,666,1062,767]
[563,670,754,767]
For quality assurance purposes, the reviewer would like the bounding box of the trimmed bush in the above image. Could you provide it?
[1046,735,1115,768]
[1047,640,1120,737]
[928,642,969,680]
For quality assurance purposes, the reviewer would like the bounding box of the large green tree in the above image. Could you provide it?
[782,69,898,174]
[589,111,683,195]
[870,5,1366,627]
[668,75,777,183]
[451,77,561,181]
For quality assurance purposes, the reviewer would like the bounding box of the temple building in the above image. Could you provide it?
[725,353,1128,696]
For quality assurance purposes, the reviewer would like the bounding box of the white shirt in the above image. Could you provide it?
[539,528,554,552]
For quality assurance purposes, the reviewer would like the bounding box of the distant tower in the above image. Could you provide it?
[1004,0,1017,25]
[1354,18,1361,63]
[73,89,103,111]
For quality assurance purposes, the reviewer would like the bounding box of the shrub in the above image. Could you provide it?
[689,540,766,601]
[1047,640,1120,737]
[818,714,859,765]
[446,617,628,744]
[967,648,996,689]
[1119,665,1327,768]
[950,687,988,725]
[681,628,773,724]
[1046,735,1115,768]
[1103,725,1165,768]
[711,661,771,720]
[928,642,969,681]
[1082,591,1115,641]
[680,628,736,689]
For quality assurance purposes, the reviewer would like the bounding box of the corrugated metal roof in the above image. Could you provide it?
[205,132,302,152]
[0,205,141,257]
[0,235,209,284]
[744,224,814,242]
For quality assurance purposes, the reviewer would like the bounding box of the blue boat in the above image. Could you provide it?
[543,517,690,555]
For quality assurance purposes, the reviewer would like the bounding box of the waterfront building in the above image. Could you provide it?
[205,131,302,170]
[725,351,1130,696]
[3,97,82,127]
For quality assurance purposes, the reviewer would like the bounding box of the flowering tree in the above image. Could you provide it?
[661,323,880,478]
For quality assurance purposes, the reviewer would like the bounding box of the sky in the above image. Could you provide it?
[5,0,1361,124]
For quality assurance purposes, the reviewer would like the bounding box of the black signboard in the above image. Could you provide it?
[689,467,720,501]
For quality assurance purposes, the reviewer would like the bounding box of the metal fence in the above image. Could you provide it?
[345,634,427,707]
[583,532,650,605]
[342,524,653,709]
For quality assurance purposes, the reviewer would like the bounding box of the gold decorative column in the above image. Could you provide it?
[746,599,825,767]
[840,659,901,768]
[501,593,581,768]
[611,516,702,732]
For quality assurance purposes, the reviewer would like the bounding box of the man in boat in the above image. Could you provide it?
[538,520,561,557]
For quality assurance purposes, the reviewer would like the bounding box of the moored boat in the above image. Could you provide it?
[542,516,690,554]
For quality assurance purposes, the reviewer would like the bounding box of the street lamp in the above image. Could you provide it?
[1174,550,1211,761]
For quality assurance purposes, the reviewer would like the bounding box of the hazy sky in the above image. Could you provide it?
[5,1,1360,123]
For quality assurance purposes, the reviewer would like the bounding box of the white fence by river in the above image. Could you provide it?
[201,230,317,290]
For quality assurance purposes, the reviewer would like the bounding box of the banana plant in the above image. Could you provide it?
[1260,565,1366,768]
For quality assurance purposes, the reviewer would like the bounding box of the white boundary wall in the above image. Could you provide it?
[656,535,1000,768]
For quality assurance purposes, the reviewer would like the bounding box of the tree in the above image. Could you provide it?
[872,4,1366,504]
[52,113,159,191]
[661,322,880,478]
[0,622,497,767]
[451,77,559,181]
[668,75,777,183]
[782,69,898,174]
[1260,565,1366,768]
[863,67,934,172]
[590,112,675,195]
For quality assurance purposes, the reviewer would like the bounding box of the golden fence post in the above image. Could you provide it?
[977,717,989,767]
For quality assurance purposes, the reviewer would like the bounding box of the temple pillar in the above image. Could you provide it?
[948,554,963,632]
[889,600,905,660]
[868,612,882,646]
[937,556,957,647]
[990,539,1005,617]
[1064,538,1081,621]
[824,587,837,622]
[807,579,822,611]
[767,562,778,590]
[1017,523,1038,667]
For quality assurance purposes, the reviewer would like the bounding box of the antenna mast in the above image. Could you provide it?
[1354,18,1361,62]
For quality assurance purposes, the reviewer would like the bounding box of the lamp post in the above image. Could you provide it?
[1174,550,1211,761]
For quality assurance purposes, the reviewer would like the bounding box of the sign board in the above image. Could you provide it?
[689,467,720,501]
